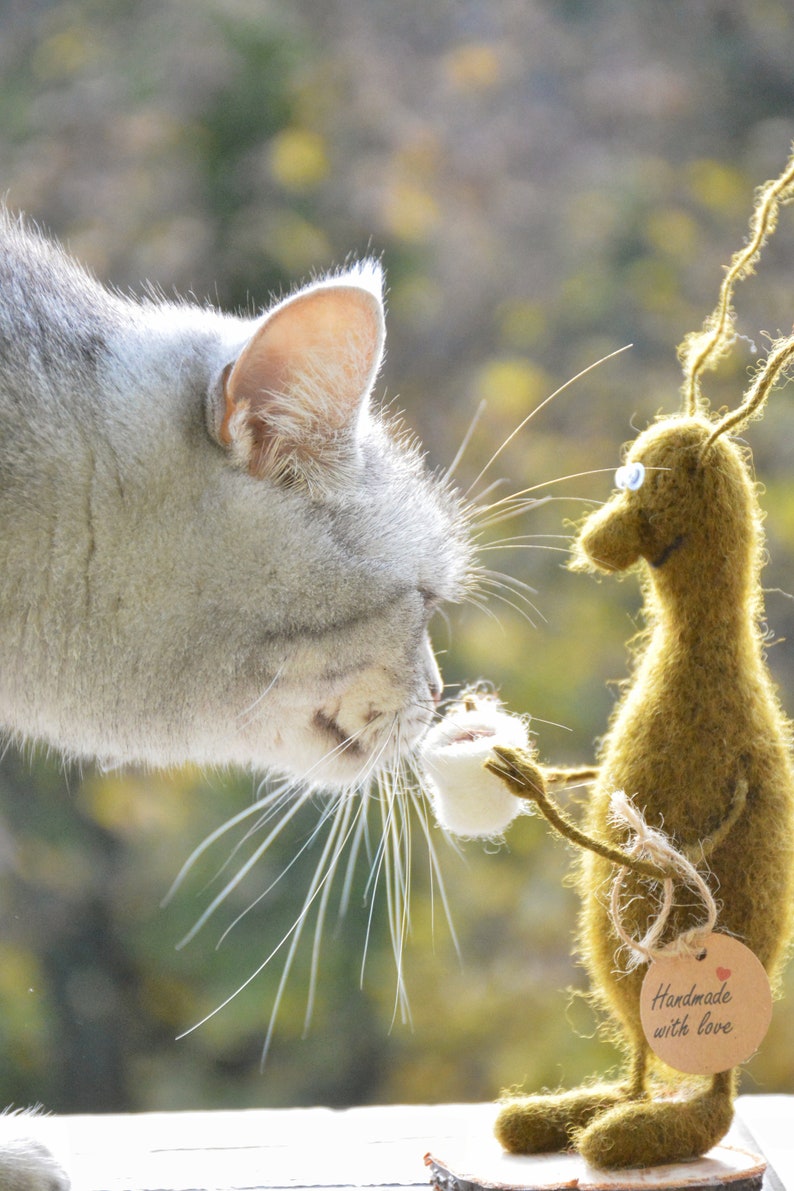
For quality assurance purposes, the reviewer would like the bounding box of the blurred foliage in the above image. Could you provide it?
[1,0,794,1118]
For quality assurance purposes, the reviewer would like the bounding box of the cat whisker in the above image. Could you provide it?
[470,566,546,626]
[361,768,397,979]
[175,784,317,949]
[460,587,506,626]
[444,397,487,482]
[484,588,543,627]
[206,783,299,895]
[472,492,605,532]
[470,494,551,532]
[471,477,510,507]
[393,750,418,1027]
[269,724,405,1056]
[298,795,361,1039]
[478,566,540,600]
[474,467,617,518]
[177,795,363,1050]
[236,666,284,728]
[162,778,296,908]
[463,345,631,499]
[339,786,373,919]
[479,542,571,555]
[216,790,347,948]
[364,728,416,1000]
[236,724,402,1058]
[364,745,413,1029]
[172,723,376,945]
[408,779,462,962]
[228,780,305,852]
[173,710,462,1068]
[482,532,572,545]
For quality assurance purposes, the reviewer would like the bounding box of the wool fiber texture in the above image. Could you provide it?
[419,695,532,838]
[494,417,794,1169]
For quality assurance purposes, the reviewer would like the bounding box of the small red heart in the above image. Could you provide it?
[716,967,732,981]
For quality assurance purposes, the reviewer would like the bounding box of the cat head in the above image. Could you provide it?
[0,214,472,789]
[146,263,474,788]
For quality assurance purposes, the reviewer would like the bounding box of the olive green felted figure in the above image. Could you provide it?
[487,152,794,1170]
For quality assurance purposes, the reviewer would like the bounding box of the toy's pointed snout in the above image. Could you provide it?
[571,497,646,574]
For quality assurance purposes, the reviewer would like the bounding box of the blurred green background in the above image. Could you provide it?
[1,0,794,1116]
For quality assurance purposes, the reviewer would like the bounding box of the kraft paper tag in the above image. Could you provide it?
[639,932,772,1075]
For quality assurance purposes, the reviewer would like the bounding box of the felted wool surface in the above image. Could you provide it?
[573,418,794,1028]
[494,415,794,1169]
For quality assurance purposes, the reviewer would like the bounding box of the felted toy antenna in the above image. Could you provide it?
[678,146,794,444]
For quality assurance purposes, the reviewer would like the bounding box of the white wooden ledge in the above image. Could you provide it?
[22,1095,793,1191]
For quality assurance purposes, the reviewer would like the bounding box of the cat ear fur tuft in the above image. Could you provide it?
[215,264,385,488]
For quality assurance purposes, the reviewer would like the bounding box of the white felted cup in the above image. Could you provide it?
[418,694,531,838]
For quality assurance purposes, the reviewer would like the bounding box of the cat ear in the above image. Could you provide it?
[214,263,385,488]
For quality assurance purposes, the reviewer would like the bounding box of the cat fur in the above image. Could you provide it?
[0,209,471,786]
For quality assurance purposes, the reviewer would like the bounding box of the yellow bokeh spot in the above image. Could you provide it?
[0,943,43,1000]
[496,299,547,350]
[269,127,329,192]
[625,256,679,313]
[0,943,50,1065]
[560,268,613,324]
[396,131,443,177]
[444,42,502,91]
[687,159,748,216]
[389,275,443,326]
[474,356,549,417]
[644,207,698,259]
[266,211,332,273]
[382,180,441,243]
[763,479,794,544]
[33,28,99,80]
[79,769,201,839]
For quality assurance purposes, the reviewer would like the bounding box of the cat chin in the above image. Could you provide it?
[253,695,434,785]
[273,709,430,789]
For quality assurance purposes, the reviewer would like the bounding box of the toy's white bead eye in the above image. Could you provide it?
[615,461,645,491]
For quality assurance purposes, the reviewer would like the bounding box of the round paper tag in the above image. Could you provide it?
[639,932,772,1075]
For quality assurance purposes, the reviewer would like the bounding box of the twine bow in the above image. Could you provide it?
[608,790,718,969]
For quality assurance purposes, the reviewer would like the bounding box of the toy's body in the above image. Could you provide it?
[579,420,794,1024]
[487,154,794,1169]
[499,416,794,1168]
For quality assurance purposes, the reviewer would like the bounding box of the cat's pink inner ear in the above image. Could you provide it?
[219,284,385,460]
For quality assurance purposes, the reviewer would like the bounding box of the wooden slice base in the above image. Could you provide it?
[425,1141,766,1191]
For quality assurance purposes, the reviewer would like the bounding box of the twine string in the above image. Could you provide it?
[608,791,718,968]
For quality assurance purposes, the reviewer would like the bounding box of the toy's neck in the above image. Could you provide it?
[652,586,760,665]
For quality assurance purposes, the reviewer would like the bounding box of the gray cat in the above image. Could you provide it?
[0,209,472,1188]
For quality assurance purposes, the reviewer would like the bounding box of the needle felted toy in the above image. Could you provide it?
[481,152,794,1170]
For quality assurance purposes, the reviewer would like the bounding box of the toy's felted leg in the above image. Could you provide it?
[495,1046,649,1156]
[575,1068,737,1171]
[495,1082,628,1155]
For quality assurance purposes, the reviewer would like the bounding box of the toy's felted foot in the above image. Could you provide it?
[495,1084,627,1155]
[575,1080,735,1170]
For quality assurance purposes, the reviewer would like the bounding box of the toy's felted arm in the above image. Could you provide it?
[485,745,667,881]
[543,765,600,786]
